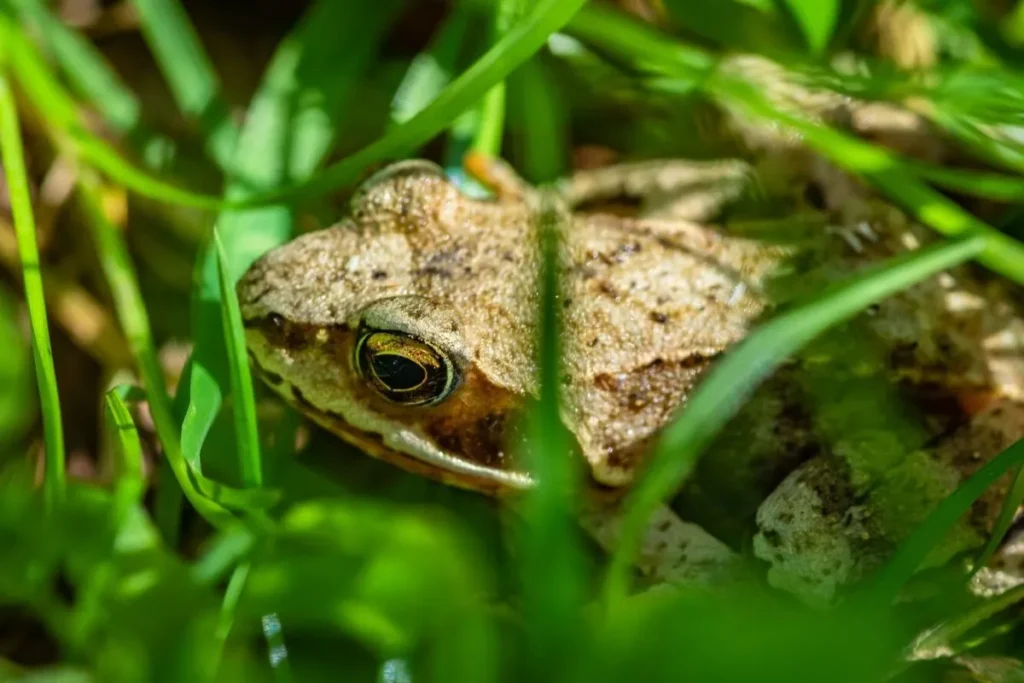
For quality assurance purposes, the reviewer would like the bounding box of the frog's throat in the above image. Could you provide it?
[258,366,536,496]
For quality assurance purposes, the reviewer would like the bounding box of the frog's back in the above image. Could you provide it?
[560,212,786,485]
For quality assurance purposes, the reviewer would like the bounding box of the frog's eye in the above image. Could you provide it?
[354,330,459,406]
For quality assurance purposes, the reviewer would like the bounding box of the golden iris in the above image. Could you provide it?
[355,330,458,406]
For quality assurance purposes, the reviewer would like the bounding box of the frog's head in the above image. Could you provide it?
[237,160,539,495]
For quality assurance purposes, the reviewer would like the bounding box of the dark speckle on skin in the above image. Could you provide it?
[650,311,668,324]
[418,265,452,279]
[292,386,316,411]
[372,270,388,280]
[761,528,783,548]
[248,350,284,385]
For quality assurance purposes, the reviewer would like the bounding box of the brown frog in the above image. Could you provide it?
[237,151,1024,603]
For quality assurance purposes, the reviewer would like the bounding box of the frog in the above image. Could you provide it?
[236,143,1024,602]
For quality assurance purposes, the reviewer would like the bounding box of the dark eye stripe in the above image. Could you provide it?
[355,330,459,406]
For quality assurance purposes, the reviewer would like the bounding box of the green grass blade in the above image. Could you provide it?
[215,562,252,659]
[510,58,566,182]
[471,0,524,159]
[603,236,987,603]
[864,437,1024,604]
[908,162,1024,202]
[912,582,1024,658]
[215,230,262,488]
[972,464,1024,576]
[191,526,256,586]
[129,0,238,167]
[10,0,140,133]
[103,386,146,528]
[251,0,590,205]
[0,68,65,511]
[782,0,839,54]
[517,190,586,679]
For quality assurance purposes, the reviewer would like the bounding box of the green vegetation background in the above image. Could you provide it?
[1,0,1024,681]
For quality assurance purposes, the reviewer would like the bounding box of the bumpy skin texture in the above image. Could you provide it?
[238,152,1024,602]
[238,162,783,493]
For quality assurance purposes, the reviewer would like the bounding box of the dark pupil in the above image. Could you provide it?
[372,354,427,391]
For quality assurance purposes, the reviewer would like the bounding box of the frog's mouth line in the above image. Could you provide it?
[249,355,535,496]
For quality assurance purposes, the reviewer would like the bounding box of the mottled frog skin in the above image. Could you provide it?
[238,145,1024,602]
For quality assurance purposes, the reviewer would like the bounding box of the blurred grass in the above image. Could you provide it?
[0,67,64,510]
[2,0,1024,681]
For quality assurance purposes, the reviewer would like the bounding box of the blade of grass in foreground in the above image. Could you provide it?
[250,0,589,205]
[603,235,987,604]
[215,231,262,488]
[103,387,146,529]
[0,69,65,510]
[864,437,1024,605]
[517,190,585,680]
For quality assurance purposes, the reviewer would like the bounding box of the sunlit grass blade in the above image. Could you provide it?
[0,68,65,511]
[908,162,1024,202]
[10,0,140,133]
[912,582,1024,659]
[215,230,262,488]
[864,437,1024,605]
[516,189,585,679]
[250,0,590,205]
[603,236,987,603]
[103,386,146,528]
[470,0,524,159]
[190,526,256,586]
[184,0,403,483]
[130,0,238,167]
[215,563,252,661]
[782,0,839,54]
